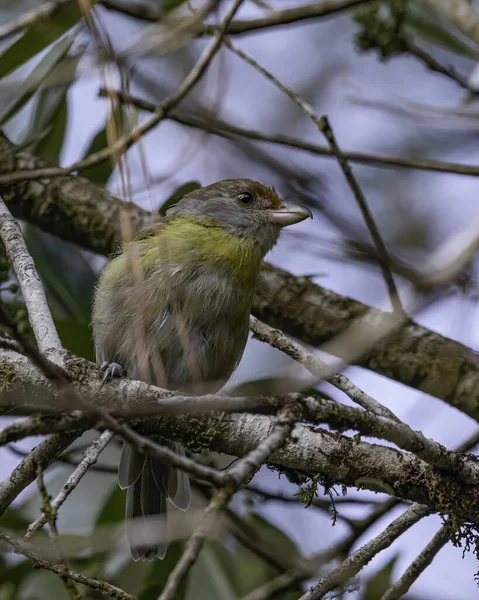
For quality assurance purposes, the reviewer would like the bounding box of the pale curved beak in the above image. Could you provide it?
[268,203,313,227]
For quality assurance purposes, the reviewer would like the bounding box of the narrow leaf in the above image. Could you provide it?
[159,181,201,215]
[0,1,81,79]
[0,33,75,126]
[79,127,113,185]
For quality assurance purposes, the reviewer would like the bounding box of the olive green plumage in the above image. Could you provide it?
[91,179,311,561]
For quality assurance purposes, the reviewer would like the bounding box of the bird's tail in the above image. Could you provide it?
[118,436,191,561]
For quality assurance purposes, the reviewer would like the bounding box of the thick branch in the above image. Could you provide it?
[1,135,479,421]
[1,350,479,520]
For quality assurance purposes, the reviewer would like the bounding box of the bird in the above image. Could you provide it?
[91,178,312,561]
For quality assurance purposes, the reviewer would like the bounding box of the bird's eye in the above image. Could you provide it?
[238,192,254,206]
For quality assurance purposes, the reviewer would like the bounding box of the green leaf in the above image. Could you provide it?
[0,559,32,590]
[406,1,479,60]
[161,0,189,12]
[234,514,302,597]
[0,506,31,532]
[23,225,97,323]
[406,16,478,58]
[31,93,69,164]
[0,1,81,80]
[79,127,114,186]
[186,540,239,600]
[0,33,75,127]
[95,484,125,528]
[159,181,201,216]
[21,49,84,163]
[54,319,94,360]
[363,555,399,599]
[140,542,186,599]
[248,513,301,565]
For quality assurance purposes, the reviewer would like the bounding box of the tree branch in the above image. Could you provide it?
[0,196,64,363]
[1,349,479,520]
[99,88,479,178]
[159,402,299,600]
[250,315,400,421]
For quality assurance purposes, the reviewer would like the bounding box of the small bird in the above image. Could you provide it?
[91,179,312,560]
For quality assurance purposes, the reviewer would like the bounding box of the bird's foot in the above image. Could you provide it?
[99,361,124,385]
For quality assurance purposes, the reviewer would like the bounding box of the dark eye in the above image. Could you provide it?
[237,192,254,206]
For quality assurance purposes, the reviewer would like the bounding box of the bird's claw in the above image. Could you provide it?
[100,361,124,385]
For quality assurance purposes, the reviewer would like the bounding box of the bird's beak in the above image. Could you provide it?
[267,203,313,227]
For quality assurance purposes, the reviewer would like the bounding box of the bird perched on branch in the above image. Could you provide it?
[91,179,312,561]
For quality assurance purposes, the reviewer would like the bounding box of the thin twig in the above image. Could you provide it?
[299,504,431,600]
[225,38,403,314]
[204,0,376,35]
[0,196,64,363]
[99,87,479,178]
[245,482,380,508]
[0,528,136,600]
[26,430,114,539]
[100,0,377,33]
[0,0,244,187]
[404,37,472,92]
[380,525,450,599]
[250,315,400,421]
[35,467,82,600]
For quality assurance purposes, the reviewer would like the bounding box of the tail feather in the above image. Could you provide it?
[120,438,191,561]
[170,443,191,511]
[119,442,143,490]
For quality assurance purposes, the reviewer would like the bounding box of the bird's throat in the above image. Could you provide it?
[147,216,265,285]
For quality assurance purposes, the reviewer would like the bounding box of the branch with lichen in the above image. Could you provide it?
[1,352,479,487]
[1,132,477,424]
[1,348,479,520]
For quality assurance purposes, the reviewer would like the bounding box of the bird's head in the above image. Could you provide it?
[165,179,312,253]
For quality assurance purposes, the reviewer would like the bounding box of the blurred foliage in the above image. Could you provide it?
[354,0,408,60]
[159,181,202,215]
[354,0,479,60]
[0,0,476,598]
